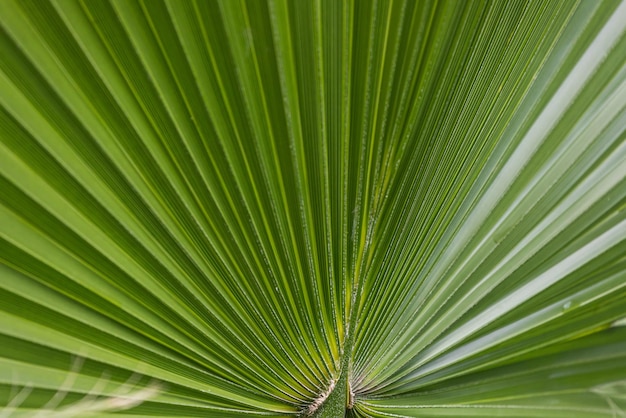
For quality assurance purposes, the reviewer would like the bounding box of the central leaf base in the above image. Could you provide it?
[310,370,349,417]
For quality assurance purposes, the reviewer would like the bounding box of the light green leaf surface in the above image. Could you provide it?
[1,0,625,417]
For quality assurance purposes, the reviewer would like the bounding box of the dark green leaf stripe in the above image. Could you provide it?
[1,0,625,417]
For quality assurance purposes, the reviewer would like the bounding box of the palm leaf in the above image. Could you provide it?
[1,0,625,417]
